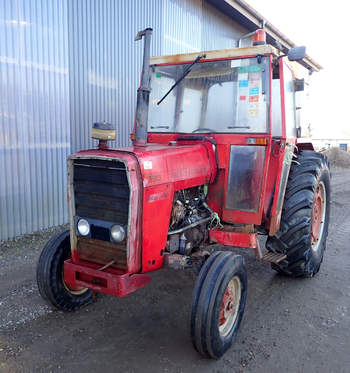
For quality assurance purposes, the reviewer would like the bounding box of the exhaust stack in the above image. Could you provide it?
[134,28,153,145]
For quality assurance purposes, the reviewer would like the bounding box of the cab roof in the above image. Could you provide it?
[150,44,279,65]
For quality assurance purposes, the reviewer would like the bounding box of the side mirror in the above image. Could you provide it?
[288,46,306,61]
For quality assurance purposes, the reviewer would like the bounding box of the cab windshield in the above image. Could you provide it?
[148,57,270,133]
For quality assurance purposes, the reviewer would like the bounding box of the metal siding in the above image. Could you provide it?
[163,0,203,54]
[0,0,70,240]
[68,0,164,153]
[201,1,248,50]
[1,0,249,240]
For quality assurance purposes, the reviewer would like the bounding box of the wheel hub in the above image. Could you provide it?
[311,181,326,252]
[219,276,241,337]
[62,261,88,295]
[62,272,89,295]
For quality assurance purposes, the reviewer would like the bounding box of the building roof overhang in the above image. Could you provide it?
[206,0,322,72]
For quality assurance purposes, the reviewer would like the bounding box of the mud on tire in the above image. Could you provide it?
[37,230,93,311]
[266,150,331,277]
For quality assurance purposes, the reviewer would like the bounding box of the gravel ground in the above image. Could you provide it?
[1,170,350,373]
[323,147,350,169]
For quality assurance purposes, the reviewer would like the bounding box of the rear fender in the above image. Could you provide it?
[296,138,314,151]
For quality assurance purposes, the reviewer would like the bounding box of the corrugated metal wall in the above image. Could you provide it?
[0,0,70,240]
[68,0,164,152]
[0,0,248,240]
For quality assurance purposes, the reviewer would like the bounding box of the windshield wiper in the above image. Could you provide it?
[227,126,251,129]
[157,54,206,105]
[150,125,169,129]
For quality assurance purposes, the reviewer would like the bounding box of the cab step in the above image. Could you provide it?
[261,252,287,263]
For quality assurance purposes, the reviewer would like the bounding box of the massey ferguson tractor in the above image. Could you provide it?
[37,28,330,358]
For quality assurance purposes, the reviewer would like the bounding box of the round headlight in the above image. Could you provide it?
[111,225,125,242]
[77,219,90,236]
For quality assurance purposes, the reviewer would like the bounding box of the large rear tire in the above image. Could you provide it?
[36,230,93,311]
[266,150,331,277]
[190,252,247,359]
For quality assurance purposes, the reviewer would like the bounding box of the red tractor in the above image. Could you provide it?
[37,28,330,358]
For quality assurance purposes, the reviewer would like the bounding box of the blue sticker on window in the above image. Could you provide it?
[249,87,259,95]
[238,66,248,73]
[249,65,261,72]
[239,80,249,87]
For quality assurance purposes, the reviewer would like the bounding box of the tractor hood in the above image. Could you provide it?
[68,141,217,274]
[73,142,217,188]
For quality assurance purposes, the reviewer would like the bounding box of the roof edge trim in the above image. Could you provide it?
[220,0,322,72]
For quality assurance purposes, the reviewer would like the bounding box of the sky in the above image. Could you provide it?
[248,0,350,139]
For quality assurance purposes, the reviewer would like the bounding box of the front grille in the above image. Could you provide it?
[72,158,130,270]
[76,237,127,269]
[90,225,110,241]
[73,158,130,225]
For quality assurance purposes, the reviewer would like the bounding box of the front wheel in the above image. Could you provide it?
[190,252,247,359]
[36,230,93,311]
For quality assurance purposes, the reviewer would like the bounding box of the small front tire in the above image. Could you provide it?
[36,230,93,311]
[190,252,247,359]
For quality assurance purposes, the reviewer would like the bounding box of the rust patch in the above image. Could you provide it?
[77,237,127,270]
[147,191,170,203]
[147,173,162,183]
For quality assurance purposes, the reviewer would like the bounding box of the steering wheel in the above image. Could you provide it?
[192,128,217,133]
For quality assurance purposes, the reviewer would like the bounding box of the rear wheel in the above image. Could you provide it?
[190,252,247,359]
[36,230,93,311]
[266,150,331,277]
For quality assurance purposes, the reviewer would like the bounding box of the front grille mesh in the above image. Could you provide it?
[73,159,130,225]
[72,158,130,270]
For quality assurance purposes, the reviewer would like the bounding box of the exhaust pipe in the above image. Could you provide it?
[134,28,153,145]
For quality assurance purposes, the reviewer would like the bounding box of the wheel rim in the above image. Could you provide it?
[62,271,89,295]
[62,254,88,295]
[219,276,241,337]
[311,181,326,252]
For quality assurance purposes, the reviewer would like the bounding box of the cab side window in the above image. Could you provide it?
[283,63,296,138]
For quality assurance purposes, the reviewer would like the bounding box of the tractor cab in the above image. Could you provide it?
[145,30,307,235]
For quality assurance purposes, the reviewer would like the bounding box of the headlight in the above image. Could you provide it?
[77,219,90,236]
[111,225,125,242]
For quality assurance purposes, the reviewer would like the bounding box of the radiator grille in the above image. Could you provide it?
[73,159,130,225]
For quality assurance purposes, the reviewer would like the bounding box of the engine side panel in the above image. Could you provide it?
[137,143,215,272]
[142,183,174,272]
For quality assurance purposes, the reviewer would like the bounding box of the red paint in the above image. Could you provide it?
[209,229,258,248]
[219,280,235,328]
[64,259,151,297]
[311,185,324,244]
[69,143,216,276]
[147,133,271,225]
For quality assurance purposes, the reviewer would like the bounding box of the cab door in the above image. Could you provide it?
[220,56,272,226]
